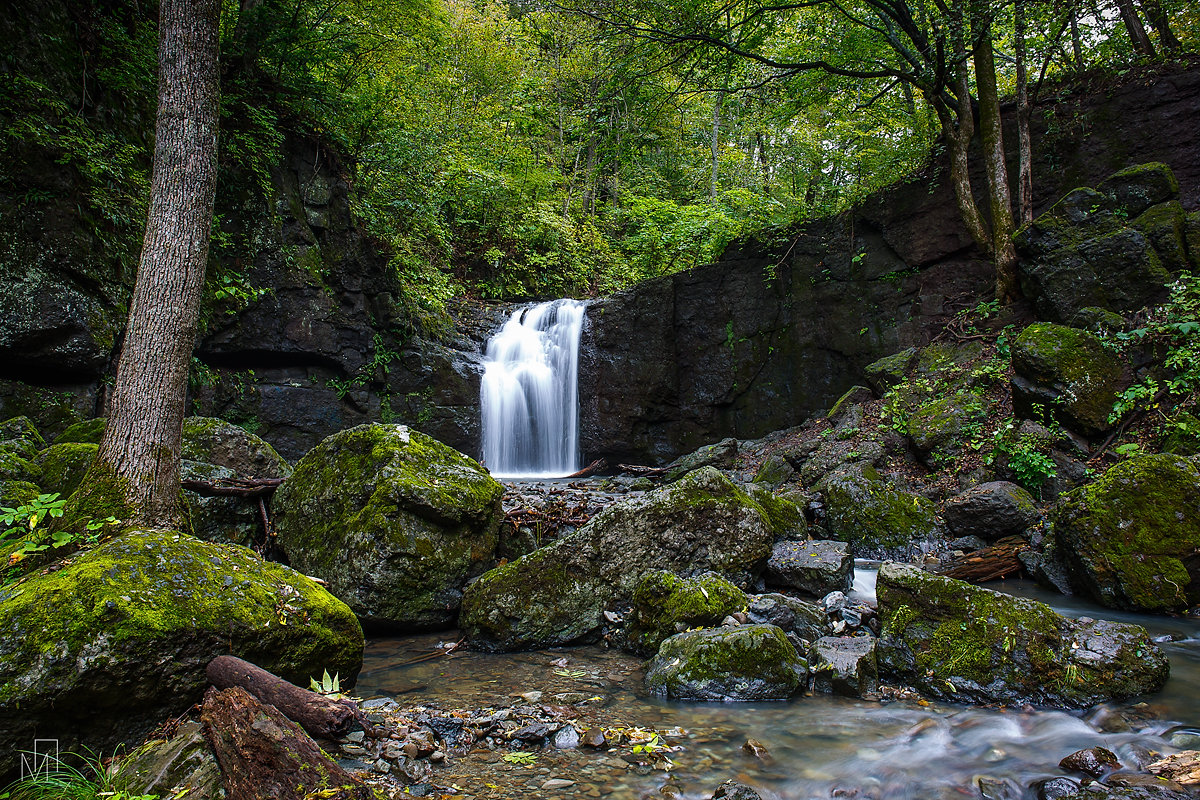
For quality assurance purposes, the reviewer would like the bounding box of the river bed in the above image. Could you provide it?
[356,572,1200,799]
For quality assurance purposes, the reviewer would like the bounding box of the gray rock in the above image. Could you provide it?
[645,624,807,701]
[1059,746,1120,778]
[1011,322,1126,436]
[766,540,852,596]
[819,465,943,560]
[117,722,222,800]
[864,348,918,395]
[809,636,878,697]
[666,437,738,480]
[745,593,829,642]
[553,726,580,749]
[461,467,778,651]
[943,481,1040,541]
[711,780,765,800]
[1033,778,1082,800]
[274,424,504,631]
[625,570,748,657]
[876,563,1169,708]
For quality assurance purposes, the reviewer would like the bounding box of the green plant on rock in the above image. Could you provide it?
[309,669,345,699]
[986,419,1058,495]
[0,747,157,800]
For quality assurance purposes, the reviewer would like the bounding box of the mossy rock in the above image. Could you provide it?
[0,381,86,439]
[0,479,41,510]
[744,482,805,538]
[1162,411,1200,456]
[1132,200,1190,274]
[665,438,738,481]
[828,385,873,422]
[863,348,917,395]
[0,416,44,452]
[0,530,364,777]
[1052,454,1200,612]
[461,467,778,651]
[0,441,39,484]
[181,416,291,479]
[907,391,985,461]
[625,571,748,657]
[798,438,886,486]
[876,563,1168,708]
[1186,211,1200,267]
[55,417,107,445]
[274,424,504,631]
[1096,162,1180,217]
[752,453,795,488]
[1011,323,1124,436]
[36,442,97,497]
[819,465,942,560]
[644,624,807,701]
[943,481,1039,541]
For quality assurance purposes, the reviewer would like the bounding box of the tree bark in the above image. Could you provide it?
[1138,0,1181,51]
[206,656,366,741]
[971,11,1020,302]
[94,0,220,528]
[201,686,374,800]
[1014,0,1034,226]
[1114,0,1156,56]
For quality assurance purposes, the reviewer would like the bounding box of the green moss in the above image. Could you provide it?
[907,392,985,454]
[0,442,39,483]
[57,459,135,534]
[55,417,107,445]
[0,416,45,450]
[646,624,805,700]
[627,571,747,656]
[36,442,97,497]
[1012,322,1123,433]
[0,479,41,509]
[821,468,939,556]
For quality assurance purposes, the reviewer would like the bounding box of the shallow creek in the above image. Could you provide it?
[357,570,1200,800]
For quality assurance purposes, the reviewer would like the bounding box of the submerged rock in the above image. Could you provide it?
[625,570,747,657]
[876,563,1168,708]
[644,624,807,701]
[274,423,504,631]
[1052,454,1200,612]
[0,530,363,777]
[461,467,777,651]
[765,539,852,597]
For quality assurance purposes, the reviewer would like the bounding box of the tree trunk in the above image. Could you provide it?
[971,13,1020,302]
[1138,0,1181,51]
[1015,0,1034,226]
[1114,0,1156,56]
[710,89,723,198]
[1069,7,1085,69]
[93,0,221,529]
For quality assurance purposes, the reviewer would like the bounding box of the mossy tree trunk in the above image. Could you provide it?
[93,0,221,529]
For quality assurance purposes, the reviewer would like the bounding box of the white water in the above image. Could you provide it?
[480,299,586,478]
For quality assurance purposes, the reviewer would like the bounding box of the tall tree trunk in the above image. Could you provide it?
[1114,0,1156,56]
[1015,0,1034,226]
[1069,6,1085,69]
[756,130,770,194]
[93,0,221,529]
[972,11,1020,302]
[1138,0,1181,51]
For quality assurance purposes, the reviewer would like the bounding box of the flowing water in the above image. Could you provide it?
[359,571,1200,800]
[480,300,586,478]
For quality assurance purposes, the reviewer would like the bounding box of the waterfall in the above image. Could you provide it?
[480,299,586,478]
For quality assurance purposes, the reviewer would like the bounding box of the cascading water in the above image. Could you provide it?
[480,299,586,478]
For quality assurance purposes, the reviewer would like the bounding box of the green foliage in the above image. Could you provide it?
[1,489,120,573]
[987,419,1058,494]
[0,748,157,800]
[502,752,536,765]
[309,669,345,699]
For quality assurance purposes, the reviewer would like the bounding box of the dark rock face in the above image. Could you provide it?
[876,563,1169,708]
[943,481,1040,541]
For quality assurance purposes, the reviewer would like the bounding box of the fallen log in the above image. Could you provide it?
[565,458,608,478]
[181,476,284,498]
[206,655,364,741]
[933,536,1029,583]
[616,463,668,476]
[201,686,374,800]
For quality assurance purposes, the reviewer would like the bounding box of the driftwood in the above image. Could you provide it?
[933,536,1029,583]
[616,463,668,476]
[206,655,364,741]
[181,476,284,497]
[201,686,373,800]
[565,458,608,478]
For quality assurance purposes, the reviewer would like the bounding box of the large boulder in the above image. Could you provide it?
[876,563,1168,708]
[1052,454,1200,612]
[809,636,878,697]
[819,466,942,560]
[180,417,292,548]
[1015,163,1186,322]
[1011,323,1125,436]
[943,481,1040,541]
[0,530,363,777]
[35,441,97,497]
[460,467,777,651]
[907,391,986,464]
[765,539,852,597]
[644,624,807,701]
[274,423,504,631]
[624,571,747,657]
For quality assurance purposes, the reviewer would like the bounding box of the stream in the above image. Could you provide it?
[357,570,1200,800]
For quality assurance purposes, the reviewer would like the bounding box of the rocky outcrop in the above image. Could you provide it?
[0,530,363,777]
[1052,454,1200,612]
[274,424,504,631]
[460,467,778,651]
[765,540,852,597]
[644,624,807,701]
[876,563,1169,708]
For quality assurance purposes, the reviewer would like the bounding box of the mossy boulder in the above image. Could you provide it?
[1015,164,1182,322]
[1052,454,1200,612]
[665,437,738,481]
[876,563,1168,708]
[461,467,778,651]
[864,348,917,395]
[0,440,39,483]
[179,417,292,548]
[765,540,852,597]
[1011,323,1125,436]
[36,442,97,497]
[752,452,795,488]
[907,391,986,462]
[55,417,107,445]
[0,479,41,509]
[625,571,747,657]
[819,465,942,560]
[1162,411,1200,456]
[943,481,1039,541]
[809,636,878,697]
[0,530,363,777]
[274,423,504,631]
[0,416,44,453]
[644,624,808,701]
[797,438,886,486]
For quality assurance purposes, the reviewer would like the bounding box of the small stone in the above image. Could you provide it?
[554,726,580,750]
[711,780,763,800]
[542,779,576,790]
[721,615,740,626]
[581,727,607,748]
[742,738,770,759]
[822,591,847,615]
[1059,746,1120,778]
[1031,777,1079,800]
[342,730,365,743]
[429,750,445,763]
